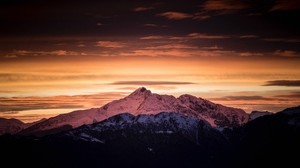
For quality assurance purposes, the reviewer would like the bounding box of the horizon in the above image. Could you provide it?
[1,0,300,122]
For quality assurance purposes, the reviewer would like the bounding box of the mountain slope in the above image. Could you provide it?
[229,106,300,167]
[0,118,26,135]
[20,87,249,136]
[65,112,225,144]
[0,112,231,168]
[249,111,272,121]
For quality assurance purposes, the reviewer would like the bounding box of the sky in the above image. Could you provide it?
[1,0,300,122]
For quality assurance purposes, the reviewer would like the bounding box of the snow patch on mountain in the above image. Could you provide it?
[66,112,211,144]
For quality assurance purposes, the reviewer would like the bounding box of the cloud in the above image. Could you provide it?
[0,92,125,113]
[0,73,104,82]
[239,35,259,39]
[77,44,86,47]
[239,52,263,57]
[119,48,243,57]
[119,49,201,57]
[11,50,80,56]
[144,23,158,27]
[262,38,300,43]
[111,81,196,85]
[52,50,67,56]
[140,36,164,40]
[263,80,300,87]
[143,24,167,28]
[211,95,273,101]
[168,36,186,40]
[202,0,251,12]
[271,0,300,11]
[193,12,212,20]
[274,92,300,98]
[195,0,252,20]
[157,11,193,20]
[4,55,17,58]
[274,50,300,57]
[208,90,300,112]
[157,1,252,21]
[145,44,198,50]
[133,7,154,12]
[201,46,223,50]
[157,11,212,21]
[96,22,104,26]
[188,33,230,39]
[96,41,125,48]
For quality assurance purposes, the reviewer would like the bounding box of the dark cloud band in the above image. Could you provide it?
[263,80,300,87]
[111,81,196,85]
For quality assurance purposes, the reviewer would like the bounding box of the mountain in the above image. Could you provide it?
[1,112,231,168]
[0,118,26,135]
[20,87,248,136]
[249,110,272,121]
[0,118,48,135]
[1,106,300,168]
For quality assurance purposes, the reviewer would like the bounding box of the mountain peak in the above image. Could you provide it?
[129,87,152,97]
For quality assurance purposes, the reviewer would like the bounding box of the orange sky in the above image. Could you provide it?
[1,54,300,123]
[1,0,300,123]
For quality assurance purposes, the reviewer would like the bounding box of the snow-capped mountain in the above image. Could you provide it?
[20,87,249,136]
[0,118,26,135]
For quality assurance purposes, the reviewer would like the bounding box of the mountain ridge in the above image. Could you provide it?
[19,87,248,136]
[1,105,300,168]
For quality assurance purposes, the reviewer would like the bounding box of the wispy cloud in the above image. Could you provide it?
[145,44,198,49]
[188,33,230,39]
[4,55,17,58]
[9,50,80,57]
[201,45,223,50]
[262,38,300,43]
[274,92,300,98]
[239,52,263,57]
[133,6,154,12]
[202,0,251,12]
[193,12,212,20]
[143,23,167,28]
[96,22,104,26]
[239,35,259,39]
[119,49,216,57]
[0,92,124,113]
[77,44,86,47]
[157,11,213,21]
[274,50,300,57]
[208,89,300,112]
[0,73,103,82]
[194,0,252,20]
[271,0,300,11]
[119,47,264,58]
[211,95,273,101]
[96,41,125,48]
[263,80,300,87]
[157,11,193,20]
[140,36,164,40]
[111,81,196,85]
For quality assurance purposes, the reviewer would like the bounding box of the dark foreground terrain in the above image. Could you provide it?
[1,107,300,168]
